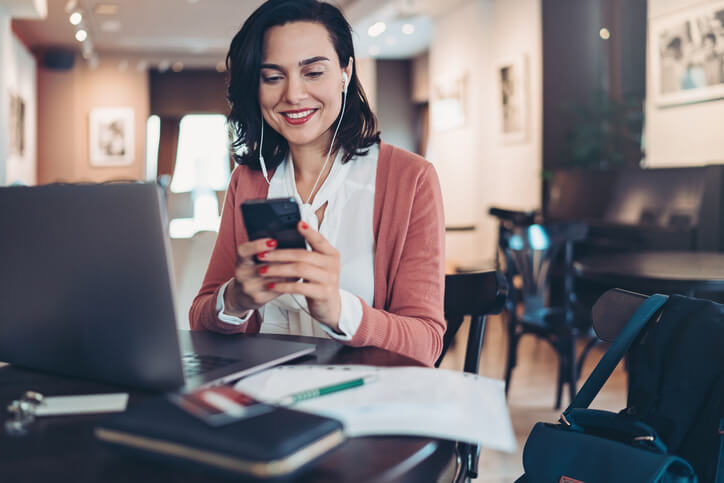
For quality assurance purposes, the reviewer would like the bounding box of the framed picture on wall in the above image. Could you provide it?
[9,93,26,158]
[650,0,724,107]
[495,55,528,144]
[430,73,468,131]
[89,107,134,166]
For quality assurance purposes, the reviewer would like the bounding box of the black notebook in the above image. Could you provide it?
[95,396,345,480]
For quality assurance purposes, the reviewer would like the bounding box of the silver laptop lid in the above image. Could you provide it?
[0,182,185,390]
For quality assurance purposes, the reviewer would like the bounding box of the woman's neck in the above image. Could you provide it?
[289,143,336,204]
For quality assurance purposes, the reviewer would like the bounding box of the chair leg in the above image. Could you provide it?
[567,336,577,406]
[575,336,599,379]
[454,442,480,483]
[555,346,564,410]
[504,316,519,397]
[554,336,577,410]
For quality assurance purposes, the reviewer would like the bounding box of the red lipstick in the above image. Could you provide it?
[282,108,317,125]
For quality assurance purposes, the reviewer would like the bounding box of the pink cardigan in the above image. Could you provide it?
[189,142,446,366]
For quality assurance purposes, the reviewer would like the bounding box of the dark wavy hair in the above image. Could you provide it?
[226,0,380,170]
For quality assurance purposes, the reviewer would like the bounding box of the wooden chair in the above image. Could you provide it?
[590,288,648,343]
[490,207,594,409]
[435,269,507,482]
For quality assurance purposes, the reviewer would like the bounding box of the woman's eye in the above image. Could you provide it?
[262,75,283,83]
[306,71,323,79]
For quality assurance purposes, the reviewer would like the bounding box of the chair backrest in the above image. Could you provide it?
[591,288,647,342]
[435,270,507,372]
[165,191,194,221]
[170,230,217,329]
[493,210,587,318]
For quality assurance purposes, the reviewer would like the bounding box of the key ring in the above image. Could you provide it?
[5,390,44,436]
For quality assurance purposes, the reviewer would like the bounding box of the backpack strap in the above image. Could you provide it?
[565,293,668,412]
[716,418,723,483]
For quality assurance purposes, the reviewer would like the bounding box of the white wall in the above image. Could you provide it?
[356,56,377,111]
[0,13,9,186]
[428,0,542,267]
[0,11,37,186]
[646,0,724,167]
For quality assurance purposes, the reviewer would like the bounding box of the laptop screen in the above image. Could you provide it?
[0,183,185,390]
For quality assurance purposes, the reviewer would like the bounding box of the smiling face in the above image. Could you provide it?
[259,21,352,157]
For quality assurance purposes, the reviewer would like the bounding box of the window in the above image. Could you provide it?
[168,114,231,239]
[145,115,160,181]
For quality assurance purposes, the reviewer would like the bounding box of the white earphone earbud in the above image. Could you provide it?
[258,115,270,185]
[342,72,349,94]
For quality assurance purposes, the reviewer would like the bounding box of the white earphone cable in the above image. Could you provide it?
[258,117,271,184]
[290,74,349,323]
[304,77,348,205]
[258,73,350,326]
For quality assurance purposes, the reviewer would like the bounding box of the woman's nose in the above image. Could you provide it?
[284,76,307,104]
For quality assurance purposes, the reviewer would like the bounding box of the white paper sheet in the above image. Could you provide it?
[234,365,516,453]
[35,393,129,416]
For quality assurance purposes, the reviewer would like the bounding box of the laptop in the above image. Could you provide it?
[0,182,315,391]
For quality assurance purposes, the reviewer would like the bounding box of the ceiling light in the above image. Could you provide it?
[75,29,88,42]
[600,28,610,40]
[136,60,148,72]
[189,43,207,54]
[100,20,121,32]
[94,4,119,15]
[158,60,171,72]
[368,22,386,38]
[216,61,226,73]
[81,41,92,56]
[402,23,415,35]
[69,11,82,25]
[172,61,184,72]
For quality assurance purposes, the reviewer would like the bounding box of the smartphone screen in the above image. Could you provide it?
[241,197,307,251]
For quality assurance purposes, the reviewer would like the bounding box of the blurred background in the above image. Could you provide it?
[2,1,724,479]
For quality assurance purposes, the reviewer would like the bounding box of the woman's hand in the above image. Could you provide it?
[257,221,342,331]
[223,238,286,316]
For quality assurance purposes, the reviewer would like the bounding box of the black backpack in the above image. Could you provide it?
[625,294,724,482]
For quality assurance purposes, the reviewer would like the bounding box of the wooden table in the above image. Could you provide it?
[573,250,724,296]
[0,335,456,483]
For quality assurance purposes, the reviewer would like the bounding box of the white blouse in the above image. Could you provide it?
[216,144,378,340]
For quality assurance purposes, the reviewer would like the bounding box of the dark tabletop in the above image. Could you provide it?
[574,251,724,294]
[0,335,456,483]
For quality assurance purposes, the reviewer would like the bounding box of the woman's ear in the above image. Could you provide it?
[343,57,354,90]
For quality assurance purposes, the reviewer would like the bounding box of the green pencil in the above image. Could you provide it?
[277,375,377,406]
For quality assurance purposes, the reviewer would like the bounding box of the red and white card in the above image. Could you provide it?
[169,386,273,426]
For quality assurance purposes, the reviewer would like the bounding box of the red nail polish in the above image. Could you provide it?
[258,266,268,275]
[266,282,275,290]
[300,222,309,230]
[258,251,267,259]
[266,239,277,248]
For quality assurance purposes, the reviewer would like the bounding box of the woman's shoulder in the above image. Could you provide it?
[227,163,270,200]
[378,141,436,180]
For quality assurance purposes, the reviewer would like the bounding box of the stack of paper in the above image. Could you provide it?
[234,365,516,453]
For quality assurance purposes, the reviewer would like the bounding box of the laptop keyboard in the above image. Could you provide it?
[182,353,239,378]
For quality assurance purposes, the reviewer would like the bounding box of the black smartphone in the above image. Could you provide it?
[241,197,307,254]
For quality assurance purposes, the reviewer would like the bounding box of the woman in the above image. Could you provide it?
[189,0,445,366]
